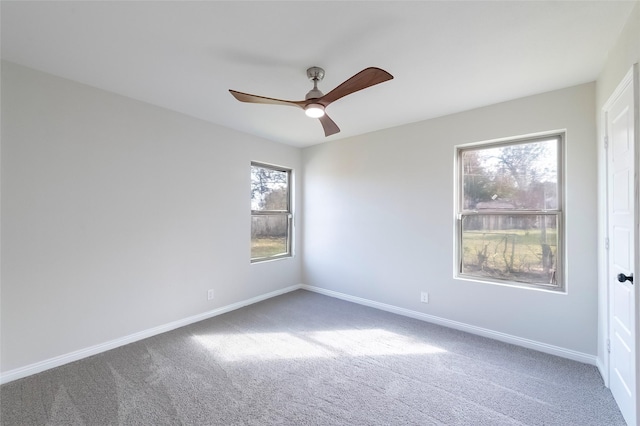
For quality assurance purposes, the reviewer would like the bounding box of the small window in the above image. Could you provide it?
[456,134,563,290]
[251,162,292,262]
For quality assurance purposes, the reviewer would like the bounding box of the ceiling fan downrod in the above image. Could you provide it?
[305,66,325,100]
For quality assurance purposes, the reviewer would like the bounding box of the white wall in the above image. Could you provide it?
[595,1,640,375]
[303,83,597,355]
[0,61,302,373]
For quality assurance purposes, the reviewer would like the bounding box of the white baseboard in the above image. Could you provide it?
[0,284,303,385]
[300,284,598,366]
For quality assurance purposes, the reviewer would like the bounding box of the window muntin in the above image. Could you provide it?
[457,135,563,290]
[251,163,292,262]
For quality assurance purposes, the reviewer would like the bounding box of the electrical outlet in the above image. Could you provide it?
[207,289,215,301]
[420,292,429,303]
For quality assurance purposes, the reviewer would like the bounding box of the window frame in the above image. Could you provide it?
[455,133,565,291]
[250,162,293,263]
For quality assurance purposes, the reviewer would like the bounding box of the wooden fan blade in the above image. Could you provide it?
[319,114,340,137]
[229,90,305,108]
[319,67,393,106]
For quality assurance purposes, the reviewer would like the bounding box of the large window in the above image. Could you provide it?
[456,134,563,290]
[251,162,292,262]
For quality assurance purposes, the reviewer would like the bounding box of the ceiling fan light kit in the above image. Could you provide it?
[304,103,325,118]
[229,66,393,137]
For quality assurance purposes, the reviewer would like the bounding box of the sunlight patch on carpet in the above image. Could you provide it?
[308,329,447,356]
[192,328,446,362]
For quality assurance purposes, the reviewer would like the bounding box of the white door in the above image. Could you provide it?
[606,65,638,426]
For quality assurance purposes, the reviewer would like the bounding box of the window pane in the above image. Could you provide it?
[251,215,289,259]
[461,214,558,286]
[251,165,289,211]
[462,139,558,211]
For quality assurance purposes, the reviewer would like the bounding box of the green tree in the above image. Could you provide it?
[494,143,546,190]
[462,150,494,209]
[264,187,287,210]
[251,166,287,210]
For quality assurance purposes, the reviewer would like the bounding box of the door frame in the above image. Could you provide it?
[600,63,639,421]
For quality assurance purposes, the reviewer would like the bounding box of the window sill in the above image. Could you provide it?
[251,255,293,264]
[454,273,566,294]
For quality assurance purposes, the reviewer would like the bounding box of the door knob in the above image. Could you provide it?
[617,273,634,284]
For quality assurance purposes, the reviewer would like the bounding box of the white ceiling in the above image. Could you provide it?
[1,1,636,148]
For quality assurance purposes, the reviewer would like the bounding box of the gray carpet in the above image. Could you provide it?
[0,290,626,425]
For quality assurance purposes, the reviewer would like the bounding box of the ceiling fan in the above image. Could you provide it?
[229,66,393,137]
